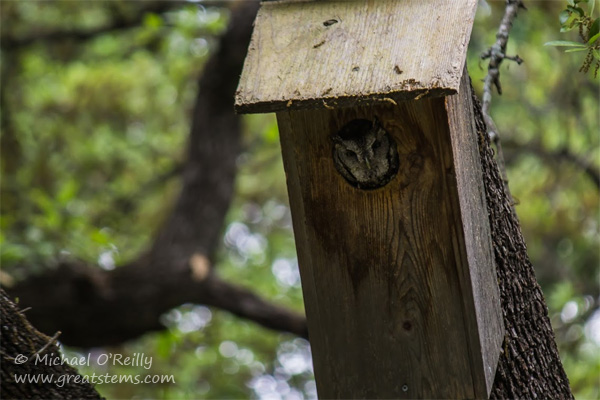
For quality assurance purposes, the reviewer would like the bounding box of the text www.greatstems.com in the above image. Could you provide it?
[13,372,175,387]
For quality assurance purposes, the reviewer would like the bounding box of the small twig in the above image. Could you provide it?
[481,0,526,213]
[481,0,526,139]
[504,54,524,64]
[6,330,62,362]
[32,331,62,358]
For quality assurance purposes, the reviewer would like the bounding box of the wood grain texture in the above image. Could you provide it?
[446,68,504,396]
[277,91,500,398]
[236,0,477,113]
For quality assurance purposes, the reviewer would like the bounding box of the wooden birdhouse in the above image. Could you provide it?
[235,1,504,398]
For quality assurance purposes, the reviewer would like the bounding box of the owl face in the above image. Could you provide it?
[331,118,399,190]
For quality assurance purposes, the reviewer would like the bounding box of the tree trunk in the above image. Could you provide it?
[471,87,573,398]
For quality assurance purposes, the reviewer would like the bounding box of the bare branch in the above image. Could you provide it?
[203,275,308,339]
[480,0,526,215]
[7,259,307,347]
[481,0,526,125]
[481,0,526,140]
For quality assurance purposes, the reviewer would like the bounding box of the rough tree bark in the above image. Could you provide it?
[0,289,102,399]
[471,88,573,398]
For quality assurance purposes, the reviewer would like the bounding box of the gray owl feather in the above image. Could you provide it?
[331,117,399,190]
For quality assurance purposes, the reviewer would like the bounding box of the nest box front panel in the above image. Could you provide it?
[277,98,479,399]
[235,0,502,397]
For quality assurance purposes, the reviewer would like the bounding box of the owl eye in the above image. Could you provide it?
[344,150,356,158]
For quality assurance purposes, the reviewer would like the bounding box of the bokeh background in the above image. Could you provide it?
[1,1,598,398]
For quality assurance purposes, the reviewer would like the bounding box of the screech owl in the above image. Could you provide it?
[331,117,399,190]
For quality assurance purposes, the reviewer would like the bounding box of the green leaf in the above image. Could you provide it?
[590,0,595,16]
[589,32,600,44]
[567,0,575,6]
[57,179,78,205]
[567,5,585,16]
[565,47,589,52]
[593,49,600,59]
[544,40,587,47]
[560,10,571,24]
[560,16,581,31]
[561,12,580,29]
[143,13,163,29]
[263,122,280,144]
[0,243,28,264]
[90,229,110,245]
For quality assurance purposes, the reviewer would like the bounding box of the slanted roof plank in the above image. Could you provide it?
[235,0,478,113]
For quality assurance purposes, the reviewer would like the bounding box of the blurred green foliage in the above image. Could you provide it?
[545,0,599,76]
[1,1,598,399]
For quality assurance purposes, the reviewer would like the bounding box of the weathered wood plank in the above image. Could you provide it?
[236,0,477,113]
[446,69,504,395]
[277,89,499,397]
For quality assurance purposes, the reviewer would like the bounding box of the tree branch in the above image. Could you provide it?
[101,163,184,217]
[480,0,526,216]
[8,259,307,347]
[481,0,526,141]
[202,276,307,338]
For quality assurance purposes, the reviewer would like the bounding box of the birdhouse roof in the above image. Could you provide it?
[235,0,478,114]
